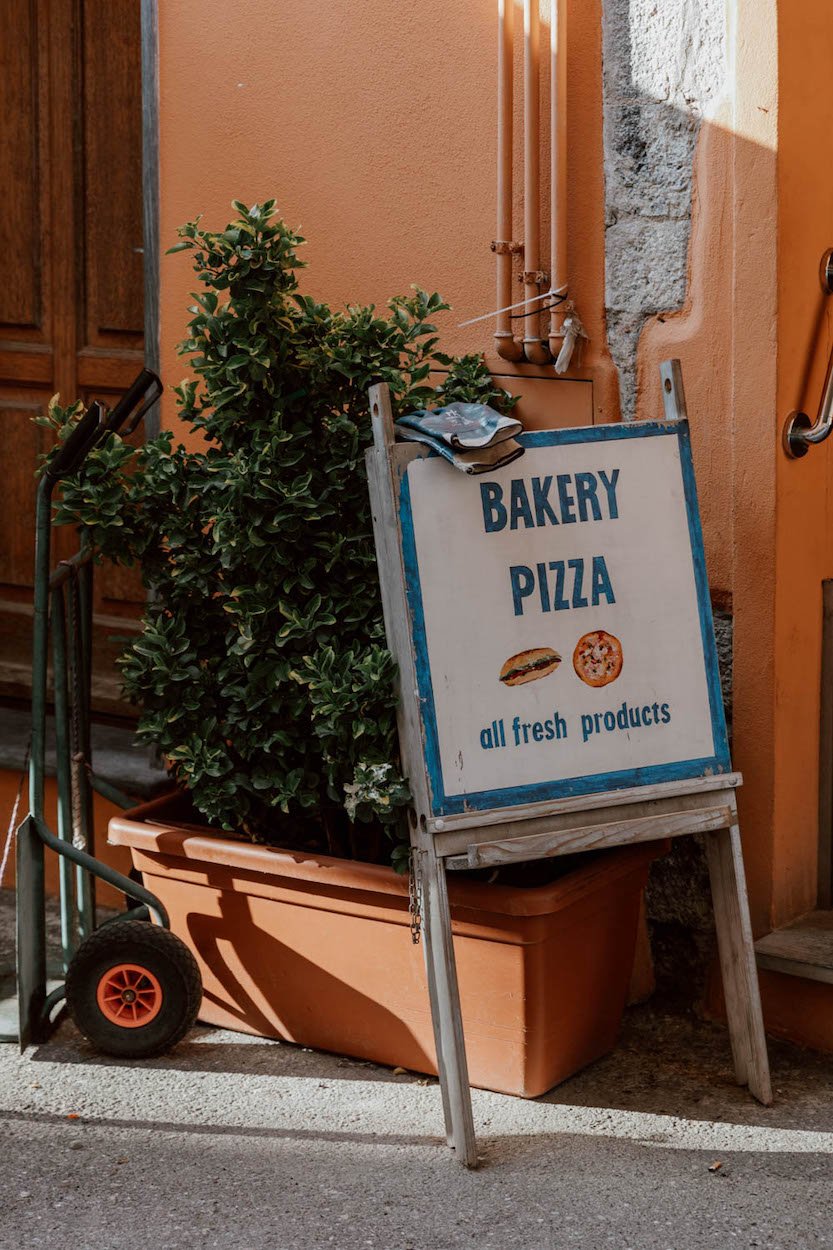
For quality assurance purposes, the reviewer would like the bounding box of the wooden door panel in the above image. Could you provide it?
[97,562,146,615]
[0,0,49,343]
[76,352,145,391]
[0,0,145,713]
[0,392,51,593]
[81,0,144,349]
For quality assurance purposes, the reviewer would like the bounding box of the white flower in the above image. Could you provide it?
[343,762,395,819]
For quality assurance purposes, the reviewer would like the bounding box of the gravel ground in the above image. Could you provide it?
[2,889,833,1250]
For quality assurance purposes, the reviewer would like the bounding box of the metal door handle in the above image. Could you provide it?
[783,249,833,458]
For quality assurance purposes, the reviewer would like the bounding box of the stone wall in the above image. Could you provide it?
[602,0,726,419]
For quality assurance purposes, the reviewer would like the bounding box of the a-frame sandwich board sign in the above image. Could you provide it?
[365,368,770,1168]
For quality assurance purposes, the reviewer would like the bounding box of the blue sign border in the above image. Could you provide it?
[398,421,732,817]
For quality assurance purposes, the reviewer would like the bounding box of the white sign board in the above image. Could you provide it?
[399,423,730,817]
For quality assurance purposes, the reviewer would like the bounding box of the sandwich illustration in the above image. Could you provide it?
[499,646,562,686]
[573,630,623,687]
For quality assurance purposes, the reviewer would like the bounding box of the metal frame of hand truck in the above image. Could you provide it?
[11,369,170,1048]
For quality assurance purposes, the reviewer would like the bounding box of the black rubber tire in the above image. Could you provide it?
[65,920,202,1059]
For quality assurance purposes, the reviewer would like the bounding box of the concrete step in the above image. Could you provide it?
[755,910,833,984]
[0,704,168,801]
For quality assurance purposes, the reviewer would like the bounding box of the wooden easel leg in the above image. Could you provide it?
[705,814,773,1105]
[420,847,479,1167]
[420,867,454,1147]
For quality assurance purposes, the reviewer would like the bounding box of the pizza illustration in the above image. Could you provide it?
[573,630,623,687]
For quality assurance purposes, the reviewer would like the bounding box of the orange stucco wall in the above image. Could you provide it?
[156,0,618,441]
[155,0,833,1002]
[771,1,833,927]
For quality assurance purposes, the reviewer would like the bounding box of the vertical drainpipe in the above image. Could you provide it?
[141,0,161,435]
[494,0,524,362]
[549,0,567,357]
[522,0,551,364]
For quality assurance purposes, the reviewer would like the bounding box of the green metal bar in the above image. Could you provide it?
[43,984,66,1016]
[77,532,96,922]
[17,476,56,1047]
[48,544,95,590]
[78,528,93,662]
[15,817,45,1047]
[66,572,94,941]
[51,587,77,968]
[29,478,52,822]
[29,814,168,928]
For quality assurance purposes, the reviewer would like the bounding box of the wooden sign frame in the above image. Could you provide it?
[398,419,731,818]
[366,377,771,1168]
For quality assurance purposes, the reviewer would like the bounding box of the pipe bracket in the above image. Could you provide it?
[520,270,549,286]
[491,240,524,255]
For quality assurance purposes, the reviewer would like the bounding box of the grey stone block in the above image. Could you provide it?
[603,102,698,220]
[601,0,726,419]
[605,217,690,314]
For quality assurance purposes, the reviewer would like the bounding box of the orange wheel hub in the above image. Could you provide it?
[96,963,163,1028]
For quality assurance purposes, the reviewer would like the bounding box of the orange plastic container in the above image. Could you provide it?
[109,796,658,1097]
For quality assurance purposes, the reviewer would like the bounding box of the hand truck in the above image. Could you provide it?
[11,369,202,1056]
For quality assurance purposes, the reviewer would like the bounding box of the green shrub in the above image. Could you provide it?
[42,201,515,864]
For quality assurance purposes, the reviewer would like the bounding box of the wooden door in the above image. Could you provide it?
[0,0,146,712]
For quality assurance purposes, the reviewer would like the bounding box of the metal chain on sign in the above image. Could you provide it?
[408,847,422,945]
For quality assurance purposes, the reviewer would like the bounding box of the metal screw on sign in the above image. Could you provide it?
[408,849,423,945]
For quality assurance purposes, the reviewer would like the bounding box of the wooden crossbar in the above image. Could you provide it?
[444,803,735,871]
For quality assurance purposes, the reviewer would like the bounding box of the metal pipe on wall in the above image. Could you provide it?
[522,0,551,363]
[549,0,567,356]
[494,0,524,361]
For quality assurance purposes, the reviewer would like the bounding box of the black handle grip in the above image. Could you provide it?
[46,402,106,482]
[46,369,163,483]
[101,368,163,439]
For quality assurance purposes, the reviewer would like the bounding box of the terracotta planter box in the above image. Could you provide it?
[109,795,658,1098]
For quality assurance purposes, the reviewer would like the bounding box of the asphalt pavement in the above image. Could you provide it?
[2,889,833,1250]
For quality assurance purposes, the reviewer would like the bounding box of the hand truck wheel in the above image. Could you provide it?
[65,919,202,1058]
